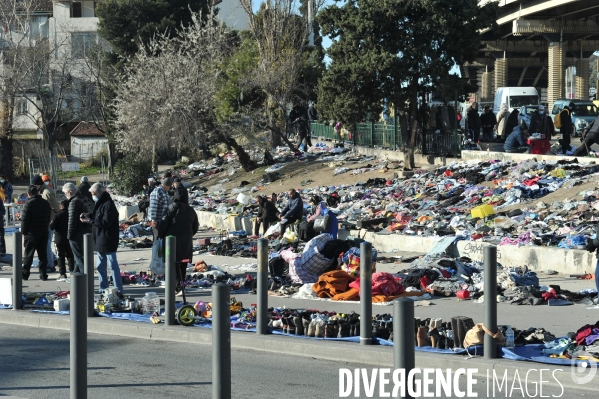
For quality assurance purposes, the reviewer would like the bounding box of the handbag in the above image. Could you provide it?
[463,323,506,348]
[313,215,331,232]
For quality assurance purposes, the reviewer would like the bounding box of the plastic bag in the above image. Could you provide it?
[237,193,250,206]
[281,227,298,243]
[264,222,281,237]
[149,239,165,275]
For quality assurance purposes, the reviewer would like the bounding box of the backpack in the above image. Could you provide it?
[554,109,567,129]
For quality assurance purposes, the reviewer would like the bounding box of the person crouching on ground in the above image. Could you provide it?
[81,183,124,297]
[504,120,531,154]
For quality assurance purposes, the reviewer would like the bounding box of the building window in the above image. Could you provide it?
[16,100,27,115]
[72,33,97,58]
[72,2,82,18]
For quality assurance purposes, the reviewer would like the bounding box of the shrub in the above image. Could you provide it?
[111,154,152,196]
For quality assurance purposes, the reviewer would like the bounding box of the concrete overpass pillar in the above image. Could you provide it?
[576,59,589,101]
[547,42,564,110]
[482,71,492,101]
[494,58,507,92]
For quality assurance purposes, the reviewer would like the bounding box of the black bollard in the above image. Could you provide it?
[165,236,176,325]
[12,231,22,310]
[83,233,95,317]
[394,298,415,399]
[70,273,87,399]
[256,238,268,334]
[359,241,373,345]
[484,246,498,359]
[212,283,231,399]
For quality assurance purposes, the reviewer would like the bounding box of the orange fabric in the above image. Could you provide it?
[313,270,356,298]
[332,288,360,301]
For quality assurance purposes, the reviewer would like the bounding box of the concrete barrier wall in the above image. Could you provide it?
[194,212,593,273]
[346,230,594,274]
[196,210,253,234]
[461,150,591,164]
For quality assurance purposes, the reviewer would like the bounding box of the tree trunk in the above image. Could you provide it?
[152,143,157,173]
[0,99,15,180]
[219,133,257,172]
[267,125,297,152]
[0,136,14,180]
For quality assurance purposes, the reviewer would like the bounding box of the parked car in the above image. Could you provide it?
[517,105,539,127]
[550,99,599,137]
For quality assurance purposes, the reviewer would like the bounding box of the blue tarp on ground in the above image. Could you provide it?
[9,309,597,368]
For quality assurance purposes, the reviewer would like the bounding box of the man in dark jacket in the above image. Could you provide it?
[558,102,575,154]
[466,102,482,142]
[62,182,92,274]
[77,176,93,202]
[21,185,51,280]
[504,120,530,153]
[573,115,599,157]
[528,107,543,134]
[159,188,199,294]
[279,188,304,236]
[480,105,497,142]
[82,183,123,295]
[50,200,74,281]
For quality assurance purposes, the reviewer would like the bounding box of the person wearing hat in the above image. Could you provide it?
[170,176,186,199]
[31,174,60,270]
[480,105,497,142]
[504,120,531,153]
[77,176,93,202]
[558,102,575,154]
[0,174,13,204]
[148,177,171,240]
[158,187,198,295]
[21,185,52,280]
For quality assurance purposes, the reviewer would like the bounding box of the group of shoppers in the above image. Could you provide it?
[18,174,124,298]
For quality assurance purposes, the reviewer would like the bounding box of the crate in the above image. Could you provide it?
[198,238,211,246]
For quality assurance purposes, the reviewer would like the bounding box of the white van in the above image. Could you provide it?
[493,87,540,114]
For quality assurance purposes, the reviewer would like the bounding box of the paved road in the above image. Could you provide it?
[0,323,591,399]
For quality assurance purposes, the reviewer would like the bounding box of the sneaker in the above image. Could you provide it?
[57,274,68,282]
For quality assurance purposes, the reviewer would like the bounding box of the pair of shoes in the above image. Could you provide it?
[57,274,69,282]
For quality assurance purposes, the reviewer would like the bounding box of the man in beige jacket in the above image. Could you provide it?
[32,175,60,270]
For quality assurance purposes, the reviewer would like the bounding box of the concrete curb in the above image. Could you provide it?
[1,310,594,392]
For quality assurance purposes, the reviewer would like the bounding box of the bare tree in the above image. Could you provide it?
[70,42,118,175]
[114,12,259,171]
[238,0,315,150]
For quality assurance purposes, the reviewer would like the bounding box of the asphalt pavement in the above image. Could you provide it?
[0,323,593,399]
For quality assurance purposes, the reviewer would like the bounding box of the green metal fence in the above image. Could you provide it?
[310,120,402,150]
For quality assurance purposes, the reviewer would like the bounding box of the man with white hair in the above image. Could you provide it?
[81,183,124,295]
[62,182,92,273]
[143,177,156,197]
